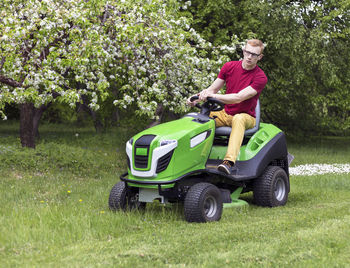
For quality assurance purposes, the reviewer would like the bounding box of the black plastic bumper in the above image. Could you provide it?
[120,169,246,187]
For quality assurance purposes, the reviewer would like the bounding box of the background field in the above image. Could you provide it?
[1,122,350,267]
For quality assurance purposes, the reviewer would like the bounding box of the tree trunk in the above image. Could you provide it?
[111,107,120,125]
[92,113,104,133]
[147,103,164,128]
[20,103,35,148]
[79,95,105,132]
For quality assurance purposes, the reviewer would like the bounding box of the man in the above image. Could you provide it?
[188,39,267,174]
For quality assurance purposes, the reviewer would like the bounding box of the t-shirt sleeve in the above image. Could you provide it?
[251,71,268,94]
[218,62,229,80]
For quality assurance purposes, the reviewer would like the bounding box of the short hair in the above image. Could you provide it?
[246,39,265,54]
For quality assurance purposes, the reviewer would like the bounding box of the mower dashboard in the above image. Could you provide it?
[183,112,211,124]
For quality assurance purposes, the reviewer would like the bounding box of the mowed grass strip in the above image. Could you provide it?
[0,123,349,267]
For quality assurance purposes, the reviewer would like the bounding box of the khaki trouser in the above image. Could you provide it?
[210,110,256,163]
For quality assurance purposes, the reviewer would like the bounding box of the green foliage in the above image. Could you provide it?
[0,0,239,123]
[182,0,241,46]
[41,102,77,123]
[0,0,110,109]
[181,0,350,135]
[2,0,349,134]
[252,0,350,134]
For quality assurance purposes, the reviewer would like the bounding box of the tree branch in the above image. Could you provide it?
[21,33,37,67]
[0,57,5,70]
[39,31,70,62]
[20,31,38,83]
[0,75,22,88]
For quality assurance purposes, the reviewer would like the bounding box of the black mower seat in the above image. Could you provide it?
[215,100,261,137]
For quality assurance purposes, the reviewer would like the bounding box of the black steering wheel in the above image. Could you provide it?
[190,95,224,114]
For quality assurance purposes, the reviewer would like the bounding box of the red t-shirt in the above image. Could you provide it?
[218,61,267,117]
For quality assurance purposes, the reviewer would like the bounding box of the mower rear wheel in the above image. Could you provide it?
[184,183,223,223]
[109,181,146,211]
[253,166,288,207]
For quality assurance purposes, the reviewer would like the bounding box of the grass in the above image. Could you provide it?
[0,121,350,267]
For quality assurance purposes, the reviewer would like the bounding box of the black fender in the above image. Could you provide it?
[235,132,289,179]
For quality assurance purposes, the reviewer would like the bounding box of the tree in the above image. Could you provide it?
[104,0,238,121]
[181,0,350,134]
[0,0,238,148]
[248,0,350,134]
[0,0,112,147]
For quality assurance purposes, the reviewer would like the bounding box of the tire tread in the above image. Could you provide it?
[253,166,288,207]
[108,181,126,210]
[184,182,223,223]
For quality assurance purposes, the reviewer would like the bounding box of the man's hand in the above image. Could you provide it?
[187,90,216,107]
[198,78,225,101]
[186,94,200,107]
[198,89,209,101]
[200,90,219,102]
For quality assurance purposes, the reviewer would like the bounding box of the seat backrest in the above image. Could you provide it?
[214,100,260,137]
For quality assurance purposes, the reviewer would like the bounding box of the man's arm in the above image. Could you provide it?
[198,78,225,101]
[187,78,225,106]
[208,86,257,104]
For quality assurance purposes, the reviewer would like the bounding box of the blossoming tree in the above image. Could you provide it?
[0,0,238,148]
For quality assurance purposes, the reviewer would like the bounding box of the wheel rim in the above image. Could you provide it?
[204,196,217,218]
[274,177,286,201]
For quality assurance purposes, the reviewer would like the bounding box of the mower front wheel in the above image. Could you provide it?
[184,183,223,223]
[253,166,289,207]
[109,181,146,211]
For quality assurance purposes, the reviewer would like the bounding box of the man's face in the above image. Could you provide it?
[242,44,263,68]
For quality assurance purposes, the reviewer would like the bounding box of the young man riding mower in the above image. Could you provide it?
[109,39,292,223]
[188,39,267,175]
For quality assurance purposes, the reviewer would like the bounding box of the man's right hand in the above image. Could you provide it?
[187,94,200,107]
[198,89,209,101]
[187,88,211,106]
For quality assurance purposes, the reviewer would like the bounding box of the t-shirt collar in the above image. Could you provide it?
[241,60,257,72]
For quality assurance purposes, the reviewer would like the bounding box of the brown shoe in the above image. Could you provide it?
[218,160,236,175]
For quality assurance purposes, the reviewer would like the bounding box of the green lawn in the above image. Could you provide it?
[1,122,350,267]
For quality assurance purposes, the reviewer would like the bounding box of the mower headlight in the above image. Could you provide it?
[160,139,177,146]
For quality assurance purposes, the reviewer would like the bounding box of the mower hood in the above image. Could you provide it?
[126,114,215,178]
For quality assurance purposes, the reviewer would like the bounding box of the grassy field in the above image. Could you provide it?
[1,122,350,267]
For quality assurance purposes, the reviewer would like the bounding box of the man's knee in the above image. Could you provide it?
[232,114,246,125]
[211,111,226,127]
[232,113,255,128]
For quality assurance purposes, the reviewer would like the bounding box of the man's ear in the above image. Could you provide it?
[258,54,264,60]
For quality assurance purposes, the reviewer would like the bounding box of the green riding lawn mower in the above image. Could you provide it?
[109,96,293,223]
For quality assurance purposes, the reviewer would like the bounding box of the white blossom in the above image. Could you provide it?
[0,0,238,119]
[290,164,350,176]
